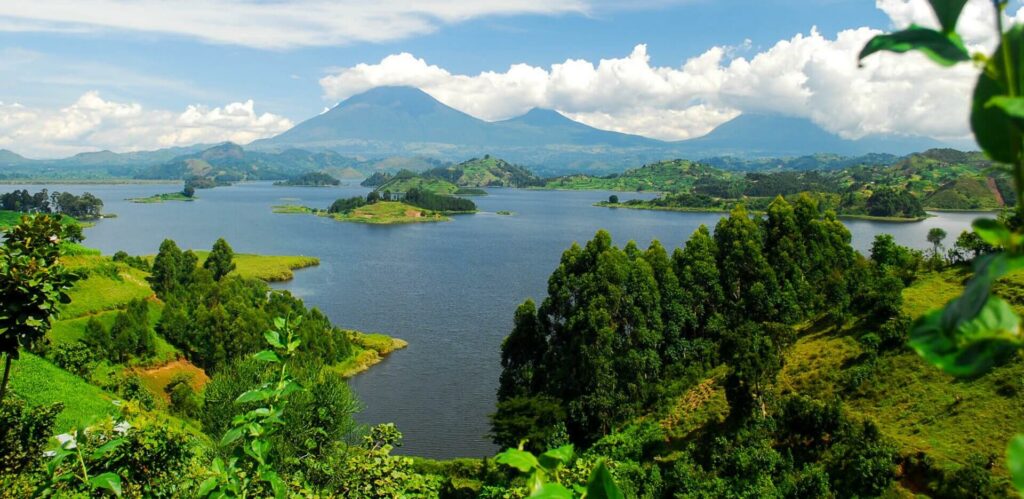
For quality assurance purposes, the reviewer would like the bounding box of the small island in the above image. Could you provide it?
[128,185,196,203]
[275,186,476,225]
[273,171,341,187]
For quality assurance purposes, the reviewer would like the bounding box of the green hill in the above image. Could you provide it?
[375,172,459,195]
[543,159,736,192]
[922,176,1006,210]
[423,155,541,187]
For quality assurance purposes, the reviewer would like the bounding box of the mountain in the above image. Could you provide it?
[251,86,954,174]
[674,114,944,158]
[422,155,542,187]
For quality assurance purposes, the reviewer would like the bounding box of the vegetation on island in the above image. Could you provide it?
[128,185,197,203]
[276,185,477,224]
[273,171,341,187]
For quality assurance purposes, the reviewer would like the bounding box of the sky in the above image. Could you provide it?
[0,0,1019,158]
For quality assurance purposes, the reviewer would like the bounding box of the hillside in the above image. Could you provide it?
[375,172,459,195]
[543,159,737,192]
[422,155,541,187]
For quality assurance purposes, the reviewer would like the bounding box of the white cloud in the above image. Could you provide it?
[0,92,293,158]
[318,1,1021,142]
[0,0,614,49]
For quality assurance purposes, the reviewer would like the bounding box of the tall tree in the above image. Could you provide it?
[714,205,779,323]
[204,238,236,281]
[927,227,947,258]
[149,239,185,298]
[497,300,546,401]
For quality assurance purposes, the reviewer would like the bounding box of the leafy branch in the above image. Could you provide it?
[495,443,624,498]
[199,316,304,498]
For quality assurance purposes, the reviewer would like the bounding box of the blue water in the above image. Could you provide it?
[6,182,985,458]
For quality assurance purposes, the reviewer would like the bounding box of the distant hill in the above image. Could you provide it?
[422,155,541,187]
[674,114,943,158]
[543,159,735,192]
[375,171,459,196]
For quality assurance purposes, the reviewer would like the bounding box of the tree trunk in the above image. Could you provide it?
[0,353,11,406]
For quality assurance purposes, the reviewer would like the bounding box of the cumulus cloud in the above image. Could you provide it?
[319,0,1024,141]
[0,0,615,49]
[0,92,293,158]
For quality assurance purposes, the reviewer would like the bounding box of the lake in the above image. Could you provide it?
[7,182,985,459]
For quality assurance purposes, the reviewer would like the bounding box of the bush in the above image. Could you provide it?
[0,398,61,476]
[164,373,199,417]
[50,341,93,377]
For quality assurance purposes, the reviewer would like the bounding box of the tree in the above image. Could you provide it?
[0,215,80,404]
[609,195,619,204]
[149,239,186,298]
[714,205,779,323]
[183,185,196,198]
[927,227,947,258]
[204,238,236,281]
[497,300,546,401]
[366,191,381,204]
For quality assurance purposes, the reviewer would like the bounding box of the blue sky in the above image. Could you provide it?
[0,0,1009,157]
[1,1,890,120]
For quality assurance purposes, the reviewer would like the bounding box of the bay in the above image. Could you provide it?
[5,182,983,458]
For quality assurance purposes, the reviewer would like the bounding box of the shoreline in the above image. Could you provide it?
[596,202,931,222]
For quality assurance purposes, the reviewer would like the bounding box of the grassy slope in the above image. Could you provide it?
[9,353,120,431]
[778,268,1024,477]
[142,250,320,282]
[377,176,459,195]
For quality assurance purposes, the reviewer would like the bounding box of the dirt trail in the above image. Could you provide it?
[987,177,1006,207]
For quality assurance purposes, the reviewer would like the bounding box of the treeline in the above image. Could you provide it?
[150,238,352,373]
[275,171,340,186]
[492,194,919,495]
[0,189,104,219]
[403,187,476,212]
[327,186,476,214]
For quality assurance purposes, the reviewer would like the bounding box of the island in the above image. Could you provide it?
[275,184,477,224]
[273,171,341,187]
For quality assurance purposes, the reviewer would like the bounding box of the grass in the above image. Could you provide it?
[775,266,1024,477]
[8,352,120,431]
[127,192,194,203]
[59,260,154,318]
[332,331,408,378]
[168,250,320,282]
[274,202,451,225]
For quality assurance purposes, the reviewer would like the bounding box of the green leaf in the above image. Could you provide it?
[859,25,969,67]
[585,461,624,499]
[90,438,126,459]
[89,472,122,497]
[235,388,274,404]
[495,448,541,473]
[220,426,245,447]
[264,470,287,499]
[1008,434,1024,492]
[973,25,1024,163]
[197,477,219,497]
[538,444,575,471]
[273,317,286,331]
[973,219,1012,248]
[532,482,574,498]
[264,330,283,349]
[911,296,1023,377]
[927,0,968,33]
[252,350,280,363]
